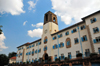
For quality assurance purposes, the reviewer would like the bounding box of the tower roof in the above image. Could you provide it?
[44,11,58,25]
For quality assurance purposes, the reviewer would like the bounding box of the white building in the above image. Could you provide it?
[16,10,100,63]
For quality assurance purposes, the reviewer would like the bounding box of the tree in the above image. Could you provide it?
[0,54,9,66]
[0,25,3,34]
[8,52,16,58]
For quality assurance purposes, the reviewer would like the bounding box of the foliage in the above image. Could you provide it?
[23,62,25,64]
[31,62,33,64]
[8,52,16,58]
[64,57,68,60]
[76,53,82,57]
[27,61,29,64]
[0,54,9,66]
[48,57,51,61]
[90,53,98,57]
[55,58,60,61]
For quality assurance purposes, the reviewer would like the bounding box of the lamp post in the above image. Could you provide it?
[77,25,84,59]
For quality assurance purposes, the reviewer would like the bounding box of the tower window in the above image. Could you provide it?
[53,17,55,22]
[46,14,48,21]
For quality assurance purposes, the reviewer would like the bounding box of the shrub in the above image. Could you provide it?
[27,61,29,64]
[55,58,60,61]
[42,59,44,62]
[23,62,25,64]
[64,57,68,60]
[48,57,51,61]
[90,53,98,57]
[76,53,82,57]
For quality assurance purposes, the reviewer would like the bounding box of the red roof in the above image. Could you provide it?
[10,57,16,59]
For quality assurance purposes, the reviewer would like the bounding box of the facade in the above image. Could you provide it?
[9,57,16,63]
[16,11,100,63]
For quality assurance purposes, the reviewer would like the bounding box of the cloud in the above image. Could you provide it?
[0,0,25,15]
[23,21,27,26]
[28,0,38,10]
[31,24,35,27]
[28,28,43,38]
[0,33,8,51]
[31,22,43,27]
[51,0,100,25]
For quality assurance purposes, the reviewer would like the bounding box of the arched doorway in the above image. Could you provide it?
[43,53,48,61]
[44,53,48,60]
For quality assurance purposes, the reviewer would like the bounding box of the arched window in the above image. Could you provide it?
[45,14,48,21]
[53,17,55,22]
[44,36,48,44]
[44,46,47,51]
[32,49,34,56]
[66,38,71,48]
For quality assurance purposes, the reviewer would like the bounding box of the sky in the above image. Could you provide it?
[0,0,100,55]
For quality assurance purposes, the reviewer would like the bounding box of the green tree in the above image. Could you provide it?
[0,54,9,66]
[8,52,16,58]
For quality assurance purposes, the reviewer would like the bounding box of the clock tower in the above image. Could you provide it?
[43,11,59,34]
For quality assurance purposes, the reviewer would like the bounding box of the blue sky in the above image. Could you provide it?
[0,0,100,55]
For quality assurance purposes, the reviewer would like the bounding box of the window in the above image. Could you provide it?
[93,27,99,33]
[59,42,64,48]
[45,14,48,21]
[53,44,58,49]
[81,35,87,41]
[32,59,34,62]
[53,36,56,40]
[35,50,37,54]
[44,46,47,51]
[36,43,38,46]
[16,54,18,57]
[90,18,97,23]
[27,47,29,49]
[85,49,90,57]
[20,53,22,56]
[76,51,80,55]
[74,38,79,44]
[53,17,55,22]
[68,52,71,59]
[80,25,86,30]
[29,45,31,48]
[38,42,41,45]
[61,54,64,60]
[71,28,77,33]
[38,49,41,53]
[67,41,70,46]
[98,48,100,54]
[65,31,69,35]
[32,44,34,47]
[44,36,48,44]
[55,55,57,61]
[26,52,28,55]
[32,49,34,55]
[58,34,62,38]
[18,48,21,50]
[29,51,31,55]
[66,38,71,48]
[93,36,100,43]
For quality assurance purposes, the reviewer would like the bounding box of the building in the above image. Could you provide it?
[16,10,100,63]
[9,57,16,64]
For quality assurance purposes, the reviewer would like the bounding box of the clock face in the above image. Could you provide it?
[45,29,47,34]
